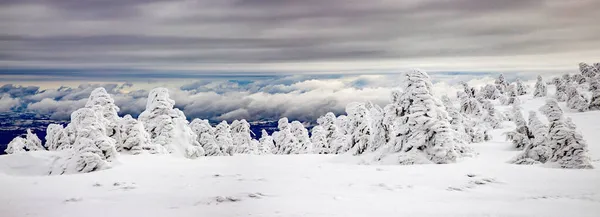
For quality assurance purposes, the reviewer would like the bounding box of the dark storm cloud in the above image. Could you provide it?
[0,0,599,73]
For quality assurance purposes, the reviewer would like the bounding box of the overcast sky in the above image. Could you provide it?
[1,0,599,78]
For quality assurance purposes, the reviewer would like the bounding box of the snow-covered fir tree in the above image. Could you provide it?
[510,111,551,165]
[587,79,600,111]
[85,87,121,141]
[554,76,568,102]
[378,69,459,164]
[189,119,223,156]
[458,83,482,116]
[316,112,344,154]
[333,115,350,153]
[138,88,205,159]
[5,129,45,154]
[566,85,589,112]
[572,74,586,84]
[504,83,520,105]
[504,104,533,150]
[345,102,372,155]
[291,121,312,154]
[45,124,71,151]
[514,78,527,96]
[495,74,509,93]
[272,117,300,154]
[533,75,547,98]
[480,84,501,100]
[49,107,118,175]
[118,115,166,155]
[365,102,387,152]
[579,62,597,78]
[257,129,274,155]
[310,126,328,154]
[480,98,502,129]
[540,99,593,169]
[214,121,234,156]
[230,119,253,154]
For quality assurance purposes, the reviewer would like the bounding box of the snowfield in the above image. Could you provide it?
[1,96,600,217]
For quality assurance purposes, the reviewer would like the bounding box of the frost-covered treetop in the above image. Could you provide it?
[278,117,290,130]
[540,99,563,122]
[146,87,175,111]
[402,69,433,94]
[85,87,119,113]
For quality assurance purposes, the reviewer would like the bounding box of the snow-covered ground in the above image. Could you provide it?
[1,96,600,217]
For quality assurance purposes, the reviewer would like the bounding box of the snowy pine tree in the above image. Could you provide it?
[85,87,121,141]
[214,121,234,156]
[505,83,520,105]
[515,78,527,96]
[45,124,71,151]
[316,112,344,154]
[554,77,568,102]
[310,126,328,154]
[495,74,509,93]
[379,69,459,164]
[480,84,501,100]
[588,80,600,111]
[189,119,223,156]
[272,117,299,154]
[138,88,205,159]
[333,115,350,153]
[504,104,533,150]
[231,119,253,154]
[566,85,589,112]
[5,129,45,154]
[257,129,274,155]
[118,115,166,155]
[540,99,593,169]
[345,102,372,155]
[579,62,597,78]
[533,75,547,98]
[510,111,551,165]
[291,121,312,154]
[366,102,387,152]
[49,107,118,175]
[458,84,482,116]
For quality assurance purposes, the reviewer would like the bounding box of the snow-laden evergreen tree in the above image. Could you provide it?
[551,77,562,86]
[554,77,568,102]
[594,62,600,72]
[189,119,223,156]
[272,117,300,154]
[45,124,71,151]
[366,102,387,152]
[333,115,350,153]
[310,126,328,154]
[316,112,344,154]
[562,74,571,84]
[495,74,509,93]
[85,87,120,141]
[480,98,502,129]
[589,79,600,111]
[118,115,166,155]
[214,121,234,156]
[458,84,482,116]
[345,102,372,155]
[231,119,253,154]
[572,74,586,84]
[504,83,520,105]
[510,111,551,165]
[480,84,501,100]
[540,99,593,169]
[291,121,312,154]
[5,129,45,154]
[533,75,547,98]
[441,95,469,143]
[378,69,459,164]
[49,107,118,175]
[566,85,589,112]
[579,62,597,78]
[257,129,274,155]
[138,88,205,158]
[514,78,527,95]
[504,104,533,150]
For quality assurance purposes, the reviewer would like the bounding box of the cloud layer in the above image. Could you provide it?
[1,0,599,74]
[0,72,537,123]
